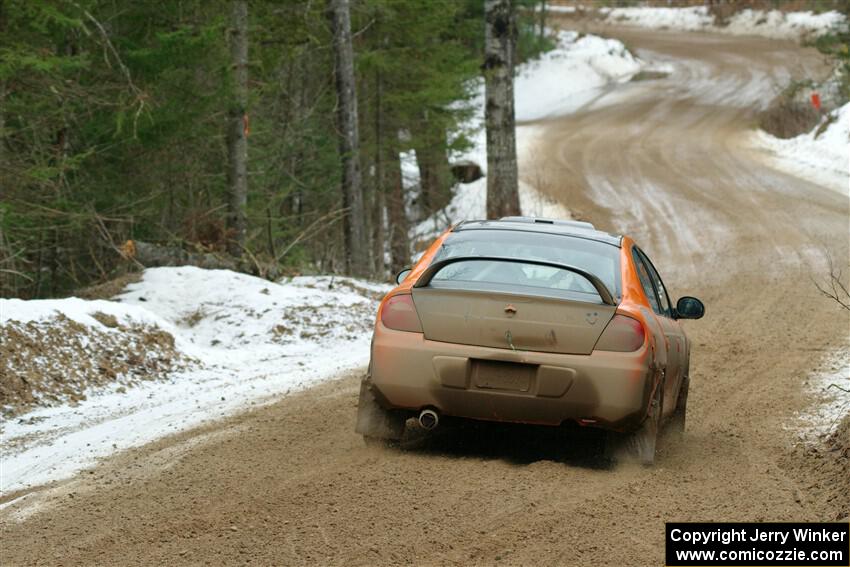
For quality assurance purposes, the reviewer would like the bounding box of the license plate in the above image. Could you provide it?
[472,360,534,392]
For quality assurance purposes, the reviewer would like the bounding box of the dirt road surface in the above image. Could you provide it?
[2,28,848,567]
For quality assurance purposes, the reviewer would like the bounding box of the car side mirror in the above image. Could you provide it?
[675,296,705,320]
[395,268,412,285]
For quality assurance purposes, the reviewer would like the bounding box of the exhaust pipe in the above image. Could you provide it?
[418,409,439,430]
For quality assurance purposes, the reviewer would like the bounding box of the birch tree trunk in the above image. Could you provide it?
[329,0,370,277]
[484,0,520,219]
[226,0,249,257]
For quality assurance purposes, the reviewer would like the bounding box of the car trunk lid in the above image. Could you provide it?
[411,287,616,355]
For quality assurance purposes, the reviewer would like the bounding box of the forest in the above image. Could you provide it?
[0,0,551,298]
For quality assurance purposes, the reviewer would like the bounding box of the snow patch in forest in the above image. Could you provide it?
[598,6,846,40]
[0,267,388,495]
[747,102,849,196]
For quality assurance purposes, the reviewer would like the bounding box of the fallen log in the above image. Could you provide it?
[450,160,484,184]
[122,240,240,271]
[120,240,286,281]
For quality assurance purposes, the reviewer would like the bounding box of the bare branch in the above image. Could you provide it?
[812,248,850,311]
[275,207,348,262]
[0,268,35,282]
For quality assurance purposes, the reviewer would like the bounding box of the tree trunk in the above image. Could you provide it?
[0,81,6,282]
[484,0,520,219]
[0,80,5,169]
[329,0,370,277]
[385,143,409,275]
[414,133,452,214]
[372,187,386,277]
[226,0,249,257]
[538,0,547,39]
[372,68,387,278]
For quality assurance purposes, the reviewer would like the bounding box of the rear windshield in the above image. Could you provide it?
[431,229,621,300]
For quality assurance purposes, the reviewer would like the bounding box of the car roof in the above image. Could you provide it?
[453,217,623,247]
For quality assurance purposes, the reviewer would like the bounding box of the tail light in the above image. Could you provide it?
[595,314,645,352]
[380,294,423,333]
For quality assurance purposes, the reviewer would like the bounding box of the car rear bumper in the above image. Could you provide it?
[369,323,656,432]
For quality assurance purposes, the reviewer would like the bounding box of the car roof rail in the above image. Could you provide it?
[498,216,596,230]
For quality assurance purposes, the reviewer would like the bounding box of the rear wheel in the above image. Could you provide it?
[355,379,406,443]
[669,375,689,434]
[605,376,663,466]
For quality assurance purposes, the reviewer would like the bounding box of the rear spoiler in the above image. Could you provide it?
[413,256,616,306]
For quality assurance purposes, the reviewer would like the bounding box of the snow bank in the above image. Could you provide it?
[545,5,577,15]
[748,102,849,195]
[1,310,187,416]
[1,297,170,329]
[117,267,383,362]
[414,31,648,242]
[1,267,388,495]
[602,6,713,32]
[723,9,847,40]
[598,6,846,40]
[515,31,642,121]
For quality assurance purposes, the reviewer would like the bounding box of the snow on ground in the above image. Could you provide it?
[598,6,847,40]
[514,31,642,122]
[794,350,850,443]
[602,6,713,32]
[748,102,850,196]
[414,31,653,242]
[722,9,847,40]
[1,267,388,495]
[544,5,577,15]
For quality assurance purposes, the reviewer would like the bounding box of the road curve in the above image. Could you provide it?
[1,28,848,567]
[524,28,846,283]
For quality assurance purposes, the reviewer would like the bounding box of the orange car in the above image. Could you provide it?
[355,217,704,464]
